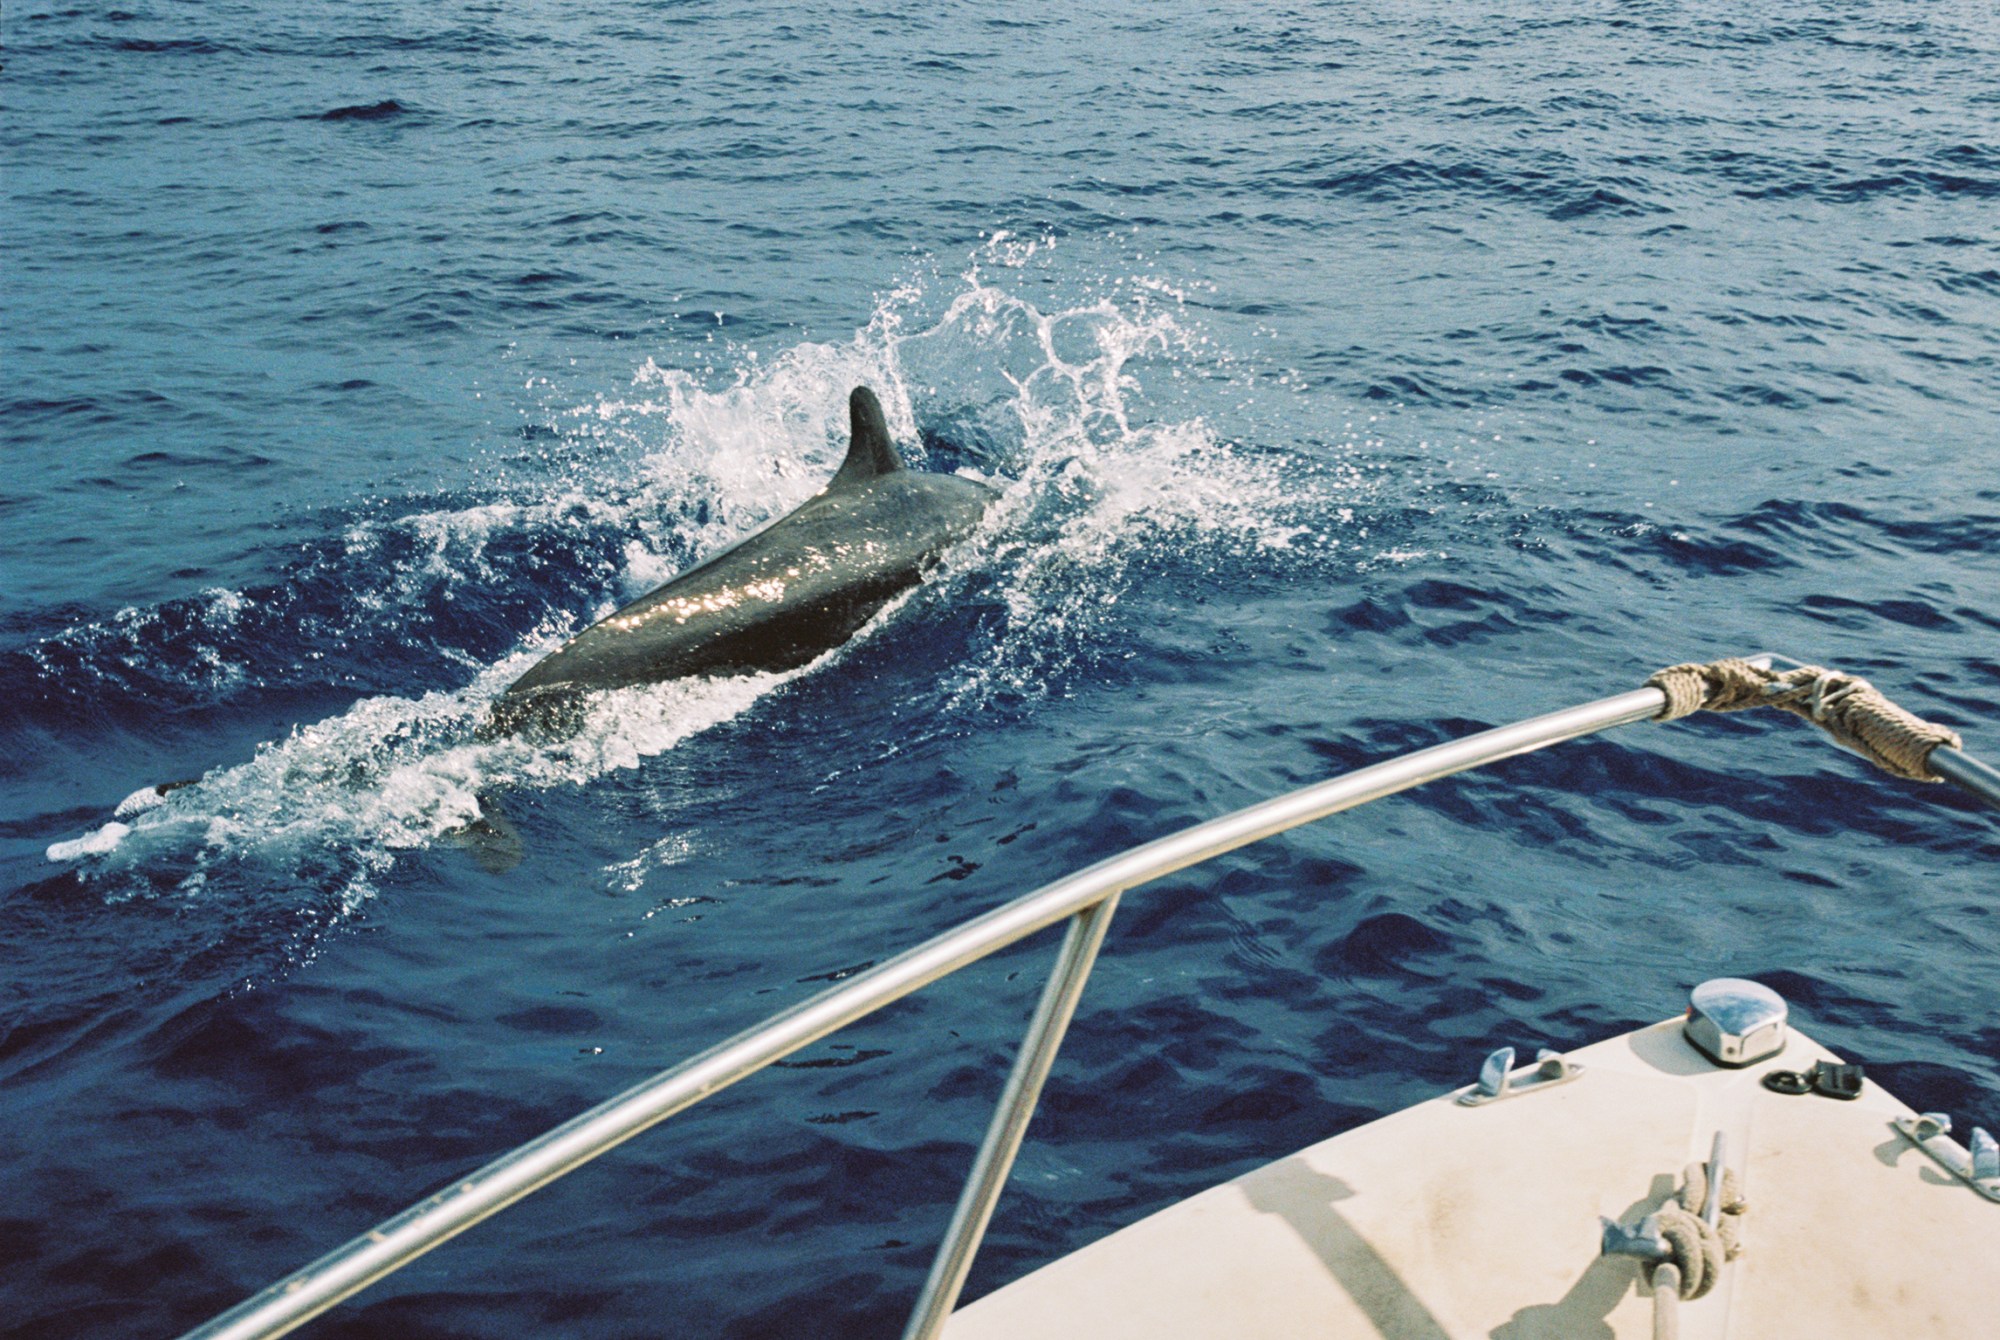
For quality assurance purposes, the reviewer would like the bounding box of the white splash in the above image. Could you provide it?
[45,244,1370,910]
[48,650,807,906]
[47,822,132,861]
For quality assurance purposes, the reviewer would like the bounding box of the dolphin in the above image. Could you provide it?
[490,386,998,734]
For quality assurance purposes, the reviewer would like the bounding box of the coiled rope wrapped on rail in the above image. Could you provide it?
[1646,658,1963,783]
[1653,1159,1747,1302]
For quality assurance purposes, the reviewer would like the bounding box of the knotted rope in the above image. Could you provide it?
[1646,658,1962,782]
[1653,1160,1747,1301]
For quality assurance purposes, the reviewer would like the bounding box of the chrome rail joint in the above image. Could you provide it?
[179,655,1996,1340]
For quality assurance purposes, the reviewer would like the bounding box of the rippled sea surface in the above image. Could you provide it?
[5,1,1998,1335]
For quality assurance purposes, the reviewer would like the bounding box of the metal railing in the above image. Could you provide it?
[179,659,1998,1340]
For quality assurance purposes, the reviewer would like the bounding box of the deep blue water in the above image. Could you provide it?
[4,1,1998,1335]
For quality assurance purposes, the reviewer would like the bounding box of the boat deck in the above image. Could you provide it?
[947,1018,1995,1339]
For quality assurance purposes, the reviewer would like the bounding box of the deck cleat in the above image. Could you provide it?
[1891,1112,2000,1203]
[1975,1127,2000,1183]
[1600,1212,1671,1264]
[1456,1045,1583,1106]
[1683,977,1788,1067]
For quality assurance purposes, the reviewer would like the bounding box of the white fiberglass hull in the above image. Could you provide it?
[947,1018,1996,1339]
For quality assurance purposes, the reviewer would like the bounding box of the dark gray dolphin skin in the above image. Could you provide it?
[490,386,997,734]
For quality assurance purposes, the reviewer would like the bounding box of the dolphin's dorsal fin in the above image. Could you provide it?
[830,386,905,490]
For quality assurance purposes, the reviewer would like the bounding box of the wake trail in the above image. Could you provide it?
[40,239,1369,915]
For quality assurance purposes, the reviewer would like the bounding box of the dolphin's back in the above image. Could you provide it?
[493,388,996,731]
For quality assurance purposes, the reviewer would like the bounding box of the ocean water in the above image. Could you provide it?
[4,1,1997,1335]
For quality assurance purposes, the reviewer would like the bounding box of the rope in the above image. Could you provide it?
[1651,1262,1681,1340]
[1651,1161,1746,1301]
[1646,658,1962,782]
